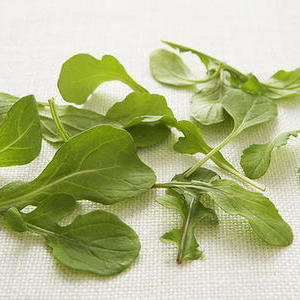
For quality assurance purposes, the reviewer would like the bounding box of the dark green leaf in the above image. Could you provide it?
[4,194,140,276]
[0,95,42,166]
[3,207,28,232]
[0,125,156,211]
[58,54,148,104]
[241,130,300,179]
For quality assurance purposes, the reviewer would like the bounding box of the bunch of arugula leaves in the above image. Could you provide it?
[0,49,295,276]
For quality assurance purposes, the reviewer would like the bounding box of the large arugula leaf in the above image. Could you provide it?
[58,54,148,104]
[241,130,300,179]
[0,95,41,167]
[0,125,156,211]
[157,168,218,263]
[4,194,140,276]
[206,179,293,246]
[106,92,177,147]
[0,92,18,116]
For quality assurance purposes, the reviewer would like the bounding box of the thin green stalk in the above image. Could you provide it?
[184,132,236,178]
[48,98,70,142]
[177,199,195,264]
[184,64,222,84]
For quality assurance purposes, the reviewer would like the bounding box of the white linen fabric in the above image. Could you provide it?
[0,0,299,299]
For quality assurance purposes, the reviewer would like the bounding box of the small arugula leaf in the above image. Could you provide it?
[206,179,293,246]
[38,104,119,144]
[150,49,203,86]
[0,95,42,167]
[4,194,140,276]
[58,54,148,104]
[0,125,156,211]
[241,130,300,179]
[106,92,177,147]
[191,78,226,125]
[157,167,218,263]
[163,41,248,83]
[265,67,300,99]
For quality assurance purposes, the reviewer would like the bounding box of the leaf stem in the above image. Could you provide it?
[185,64,222,84]
[48,98,70,142]
[177,199,195,264]
[183,132,236,178]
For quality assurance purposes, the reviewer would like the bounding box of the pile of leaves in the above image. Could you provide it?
[0,42,298,276]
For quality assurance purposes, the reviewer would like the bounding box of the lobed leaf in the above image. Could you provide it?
[241,130,300,179]
[58,54,148,104]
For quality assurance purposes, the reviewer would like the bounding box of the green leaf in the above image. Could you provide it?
[149,49,199,86]
[0,125,156,211]
[163,41,248,82]
[4,194,140,276]
[191,79,226,125]
[0,95,42,167]
[58,54,148,104]
[241,130,300,179]
[157,168,218,263]
[106,92,177,147]
[223,88,278,135]
[241,74,266,95]
[265,67,300,99]
[38,104,119,144]
[206,179,293,246]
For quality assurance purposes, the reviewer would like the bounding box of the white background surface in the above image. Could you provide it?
[0,0,300,299]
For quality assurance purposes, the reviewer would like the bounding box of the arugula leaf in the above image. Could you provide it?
[185,88,277,179]
[58,54,148,104]
[0,95,41,167]
[4,194,140,276]
[157,168,218,263]
[149,49,214,87]
[206,179,293,246]
[174,121,264,190]
[191,77,226,125]
[265,68,300,99]
[0,125,156,211]
[38,104,118,144]
[163,41,248,83]
[241,130,300,179]
[155,178,293,246]
[106,92,177,147]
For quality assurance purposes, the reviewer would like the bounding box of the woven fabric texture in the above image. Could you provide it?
[0,0,299,299]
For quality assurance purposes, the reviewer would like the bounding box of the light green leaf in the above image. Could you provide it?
[0,95,42,167]
[0,92,18,116]
[191,80,226,125]
[4,194,140,276]
[149,49,199,86]
[58,54,148,104]
[157,168,218,263]
[223,88,278,135]
[106,92,177,147]
[0,125,156,211]
[265,67,300,99]
[207,179,293,246]
[241,130,300,179]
